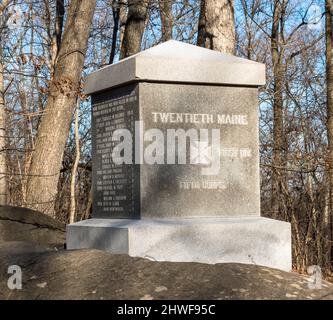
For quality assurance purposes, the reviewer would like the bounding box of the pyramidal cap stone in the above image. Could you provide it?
[84,40,266,95]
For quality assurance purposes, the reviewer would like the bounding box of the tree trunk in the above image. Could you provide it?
[0,58,6,205]
[270,0,285,218]
[159,0,173,41]
[50,0,65,76]
[118,0,128,52]
[26,0,96,217]
[109,0,120,64]
[0,1,11,205]
[326,0,333,272]
[120,0,149,59]
[197,0,235,54]
[69,98,80,224]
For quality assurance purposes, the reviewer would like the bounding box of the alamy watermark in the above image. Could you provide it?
[110,122,222,176]
[98,120,252,176]
[307,265,322,289]
[7,265,22,290]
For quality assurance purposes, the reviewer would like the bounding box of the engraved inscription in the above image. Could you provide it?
[91,85,139,218]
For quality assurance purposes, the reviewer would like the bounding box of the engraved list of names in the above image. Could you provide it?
[91,84,140,218]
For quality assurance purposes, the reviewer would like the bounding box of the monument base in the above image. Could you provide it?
[66,216,291,271]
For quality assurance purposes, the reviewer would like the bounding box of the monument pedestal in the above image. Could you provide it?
[66,216,291,271]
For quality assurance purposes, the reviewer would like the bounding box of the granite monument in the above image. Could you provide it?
[66,40,291,271]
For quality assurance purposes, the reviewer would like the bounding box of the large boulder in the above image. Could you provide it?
[0,206,65,246]
[0,241,332,300]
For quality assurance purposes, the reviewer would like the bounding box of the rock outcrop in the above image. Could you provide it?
[0,206,65,246]
[0,241,332,300]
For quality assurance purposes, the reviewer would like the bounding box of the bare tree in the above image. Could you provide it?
[159,0,173,41]
[197,0,235,54]
[109,0,121,64]
[50,0,65,76]
[120,0,149,59]
[326,0,333,266]
[270,0,285,218]
[0,0,14,205]
[0,58,6,205]
[69,98,80,223]
[26,0,96,216]
[119,0,128,51]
